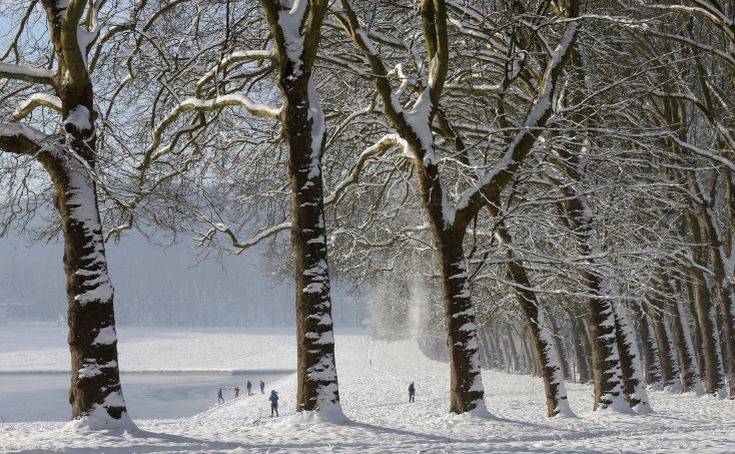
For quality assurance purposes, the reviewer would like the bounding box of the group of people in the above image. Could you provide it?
[218,379,265,402]
[217,379,280,417]
[216,381,416,418]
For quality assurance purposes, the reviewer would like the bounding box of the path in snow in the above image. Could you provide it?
[0,323,733,452]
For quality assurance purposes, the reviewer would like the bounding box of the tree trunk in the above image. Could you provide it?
[581,317,595,383]
[569,308,590,383]
[437,237,486,414]
[584,277,627,411]
[688,175,734,397]
[632,304,661,388]
[505,326,519,373]
[50,163,130,426]
[614,303,651,412]
[549,314,572,381]
[669,287,700,392]
[685,280,706,379]
[493,217,570,415]
[647,300,678,390]
[281,71,341,414]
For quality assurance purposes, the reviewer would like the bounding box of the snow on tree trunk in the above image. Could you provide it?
[437,239,487,415]
[587,295,628,412]
[647,299,678,390]
[266,0,342,418]
[41,106,132,428]
[497,222,572,416]
[670,288,701,393]
[632,303,661,389]
[687,213,725,395]
[614,303,652,413]
[549,314,572,381]
[58,162,132,429]
[569,308,590,383]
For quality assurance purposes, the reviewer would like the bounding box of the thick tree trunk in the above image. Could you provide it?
[584,278,627,411]
[632,304,661,388]
[614,304,651,412]
[669,288,700,392]
[50,161,131,427]
[549,314,572,381]
[437,237,486,414]
[647,301,678,390]
[281,72,341,414]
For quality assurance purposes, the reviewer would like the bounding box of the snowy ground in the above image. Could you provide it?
[1,323,734,452]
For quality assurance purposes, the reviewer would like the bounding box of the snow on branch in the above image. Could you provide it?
[197,216,292,253]
[455,18,579,221]
[324,134,404,205]
[141,93,283,172]
[0,63,56,85]
[0,122,54,156]
[11,93,63,121]
[669,134,735,173]
[195,50,275,95]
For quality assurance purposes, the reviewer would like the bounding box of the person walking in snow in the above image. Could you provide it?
[269,390,279,417]
[260,380,265,394]
[246,380,253,396]
[234,386,240,398]
[408,382,415,403]
[218,388,225,404]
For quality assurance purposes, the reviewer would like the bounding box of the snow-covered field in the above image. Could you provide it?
[1,323,734,452]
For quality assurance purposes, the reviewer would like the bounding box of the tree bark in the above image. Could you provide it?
[569,308,590,383]
[494,217,571,416]
[437,236,486,413]
[614,303,651,411]
[263,0,341,414]
[669,286,700,392]
[646,299,678,389]
[42,151,131,426]
[549,314,572,381]
[632,304,661,388]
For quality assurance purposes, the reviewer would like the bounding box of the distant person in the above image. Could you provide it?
[218,388,225,404]
[408,382,415,403]
[246,380,253,396]
[234,386,240,398]
[269,390,279,417]
[260,380,265,394]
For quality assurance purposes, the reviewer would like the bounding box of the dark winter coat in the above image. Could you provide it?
[269,391,279,407]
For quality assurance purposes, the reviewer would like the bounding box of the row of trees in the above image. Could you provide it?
[1,0,734,426]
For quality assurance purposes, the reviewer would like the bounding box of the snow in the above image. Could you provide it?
[65,161,114,306]
[2,323,735,452]
[13,93,62,118]
[306,77,325,177]
[64,105,93,131]
[0,122,52,147]
[0,62,55,80]
[277,0,307,76]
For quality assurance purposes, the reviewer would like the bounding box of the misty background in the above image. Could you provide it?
[0,233,365,327]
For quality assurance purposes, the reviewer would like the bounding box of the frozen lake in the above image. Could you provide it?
[0,370,292,422]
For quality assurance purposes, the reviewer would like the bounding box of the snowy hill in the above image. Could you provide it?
[1,324,734,452]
